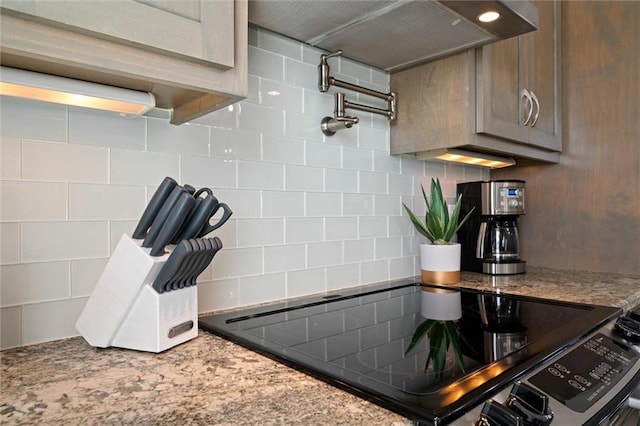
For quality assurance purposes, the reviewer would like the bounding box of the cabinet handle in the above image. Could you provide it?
[530,91,540,127]
[521,89,534,126]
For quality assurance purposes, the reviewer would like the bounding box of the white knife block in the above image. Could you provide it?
[75,234,198,353]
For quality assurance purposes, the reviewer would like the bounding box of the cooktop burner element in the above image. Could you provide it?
[199,280,640,425]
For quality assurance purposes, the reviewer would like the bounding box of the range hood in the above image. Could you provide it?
[248,0,538,72]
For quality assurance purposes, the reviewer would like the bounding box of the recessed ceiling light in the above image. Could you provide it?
[478,11,501,23]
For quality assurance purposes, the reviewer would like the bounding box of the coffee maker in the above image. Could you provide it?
[457,180,526,275]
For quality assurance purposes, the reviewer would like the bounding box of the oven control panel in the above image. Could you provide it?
[455,319,640,425]
[529,333,640,413]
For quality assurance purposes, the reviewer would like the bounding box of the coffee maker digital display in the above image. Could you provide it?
[457,180,526,275]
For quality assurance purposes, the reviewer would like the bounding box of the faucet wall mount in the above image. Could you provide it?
[318,51,396,136]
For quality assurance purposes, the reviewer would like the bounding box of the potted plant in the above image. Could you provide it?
[403,178,474,285]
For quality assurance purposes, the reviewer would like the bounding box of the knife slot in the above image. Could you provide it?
[168,320,194,338]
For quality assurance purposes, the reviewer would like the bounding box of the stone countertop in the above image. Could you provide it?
[2,267,639,425]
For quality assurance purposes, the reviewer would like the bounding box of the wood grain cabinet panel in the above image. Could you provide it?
[391,0,561,163]
[0,0,247,124]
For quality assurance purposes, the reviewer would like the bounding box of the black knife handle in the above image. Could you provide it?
[198,203,233,237]
[150,193,196,256]
[176,195,219,241]
[132,177,177,239]
[142,185,186,248]
[152,240,190,293]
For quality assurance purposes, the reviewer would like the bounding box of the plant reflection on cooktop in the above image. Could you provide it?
[199,280,617,424]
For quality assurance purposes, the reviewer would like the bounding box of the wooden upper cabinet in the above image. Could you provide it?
[391,0,561,163]
[477,0,561,151]
[0,0,247,124]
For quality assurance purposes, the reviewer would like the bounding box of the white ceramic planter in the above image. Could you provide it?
[420,288,462,321]
[420,243,461,285]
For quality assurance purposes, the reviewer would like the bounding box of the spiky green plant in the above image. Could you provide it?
[405,319,465,379]
[403,178,474,245]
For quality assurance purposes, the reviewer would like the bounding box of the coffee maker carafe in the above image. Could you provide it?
[457,180,526,275]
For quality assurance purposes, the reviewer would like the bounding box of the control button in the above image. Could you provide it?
[476,400,523,426]
[554,363,569,373]
[507,382,553,426]
[548,367,563,377]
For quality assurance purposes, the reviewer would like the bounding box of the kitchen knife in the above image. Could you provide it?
[197,202,233,237]
[132,177,177,239]
[150,192,196,256]
[142,185,187,248]
[173,194,220,242]
[152,239,190,293]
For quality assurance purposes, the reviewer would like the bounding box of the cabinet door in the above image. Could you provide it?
[476,32,529,144]
[1,0,234,69]
[524,0,562,151]
[477,0,561,151]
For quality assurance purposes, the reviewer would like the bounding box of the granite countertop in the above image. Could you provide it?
[2,267,639,425]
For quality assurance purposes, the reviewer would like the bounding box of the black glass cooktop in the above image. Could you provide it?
[199,280,619,424]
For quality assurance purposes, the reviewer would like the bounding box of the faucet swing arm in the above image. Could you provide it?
[318,50,396,136]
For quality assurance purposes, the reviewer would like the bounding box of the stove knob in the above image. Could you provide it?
[614,316,640,343]
[475,400,523,426]
[506,381,554,425]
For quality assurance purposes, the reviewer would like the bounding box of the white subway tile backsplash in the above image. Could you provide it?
[238,272,286,305]
[262,134,305,164]
[343,193,373,216]
[1,262,70,306]
[360,260,390,284]
[342,146,373,171]
[147,119,209,155]
[374,150,401,173]
[198,278,239,312]
[210,127,260,161]
[69,109,145,149]
[237,102,284,136]
[238,160,283,190]
[212,189,261,219]
[257,30,301,60]
[0,139,20,180]
[287,268,325,298]
[359,171,387,194]
[0,223,19,265]
[284,111,323,142]
[263,190,304,218]
[71,258,108,297]
[260,80,303,113]
[1,181,67,221]
[339,59,372,83]
[1,306,22,349]
[306,141,341,169]
[307,241,342,268]
[22,141,108,183]
[264,244,306,273]
[248,46,284,81]
[375,237,403,259]
[285,58,317,90]
[388,173,413,196]
[374,194,402,216]
[306,192,341,217]
[285,164,323,191]
[21,222,108,262]
[69,184,145,220]
[181,155,237,189]
[22,298,87,345]
[237,218,284,247]
[344,239,374,263]
[0,97,67,142]
[325,168,358,193]
[110,148,178,186]
[325,217,358,241]
[359,216,388,238]
[285,218,324,243]
[326,263,360,291]
[1,29,466,347]
[211,247,263,279]
[358,126,388,152]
